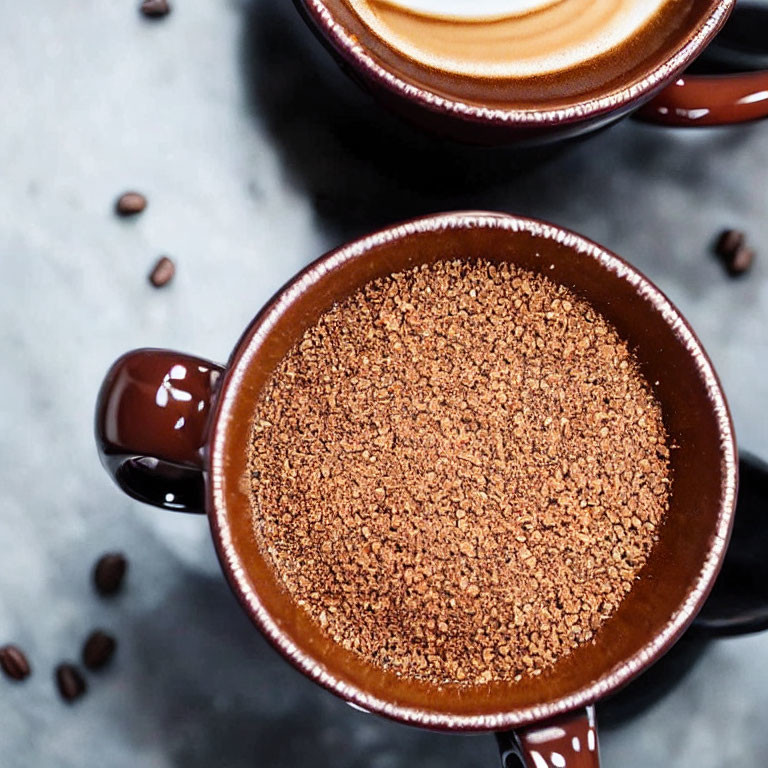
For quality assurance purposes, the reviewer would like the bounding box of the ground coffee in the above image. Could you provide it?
[249,260,670,684]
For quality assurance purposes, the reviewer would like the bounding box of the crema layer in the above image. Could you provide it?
[344,0,674,78]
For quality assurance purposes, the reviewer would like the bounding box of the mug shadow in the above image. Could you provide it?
[597,633,712,731]
[238,0,570,241]
[238,0,760,285]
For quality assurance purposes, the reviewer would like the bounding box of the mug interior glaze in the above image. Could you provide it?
[206,213,736,730]
[294,0,736,142]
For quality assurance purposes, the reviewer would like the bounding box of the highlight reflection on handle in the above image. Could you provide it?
[497,706,600,768]
[95,348,224,513]
[636,71,768,126]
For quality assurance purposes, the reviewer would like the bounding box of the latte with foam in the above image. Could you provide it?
[344,0,678,78]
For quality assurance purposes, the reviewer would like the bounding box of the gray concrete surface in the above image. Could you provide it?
[1,1,767,766]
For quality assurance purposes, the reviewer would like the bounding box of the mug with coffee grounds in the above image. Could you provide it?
[96,212,737,767]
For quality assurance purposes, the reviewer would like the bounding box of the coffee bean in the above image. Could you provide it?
[0,645,31,681]
[715,229,745,258]
[82,631,117,671]
[115,192,147,217]
[140,0,171,17]
[93,552,128,596]
[149,256,175,288]
[55,664,86,703]
[726,245,755,277]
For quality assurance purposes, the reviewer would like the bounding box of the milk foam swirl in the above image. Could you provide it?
[345,0,674,78]
[383,0,561,19]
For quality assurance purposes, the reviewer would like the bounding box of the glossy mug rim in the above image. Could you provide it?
[206,211,738,732]
[298,0,736,127]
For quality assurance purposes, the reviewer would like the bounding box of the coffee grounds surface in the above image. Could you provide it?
[249,260,671,684]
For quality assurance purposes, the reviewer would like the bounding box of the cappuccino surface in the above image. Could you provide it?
[345,0,677,78]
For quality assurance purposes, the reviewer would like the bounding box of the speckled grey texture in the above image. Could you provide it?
[0,1,766,766]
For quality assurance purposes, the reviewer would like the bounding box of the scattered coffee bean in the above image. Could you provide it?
[140,0,171,17]
[0,645,31,681]
[714,230,756,277]
[55,663,87,703]
[115,191,147,217]
[93,552,128,596]
[715,229,745,259]
[82,630,117,671]
[726,245,755,277]
[149,256,175,288]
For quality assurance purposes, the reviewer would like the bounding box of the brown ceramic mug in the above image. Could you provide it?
[96,212,737,767]
[294,0,768,143]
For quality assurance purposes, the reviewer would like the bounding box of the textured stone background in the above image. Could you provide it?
[1,1,767,766]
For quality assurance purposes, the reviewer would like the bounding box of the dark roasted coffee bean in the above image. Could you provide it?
[149,256,175,288]
[140,0,170,17]
[115,192,147,217]
[0,645,31,681]
[716,229,745,258]
[726,245,755,277]
[82,631,117,671]
[93,552,128,596]
[55,664,87,702]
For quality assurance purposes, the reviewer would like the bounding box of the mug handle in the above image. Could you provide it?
[497,706,600,768]
[692,453,768,636]
[95,348,225,513]
[636,70,768,126]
